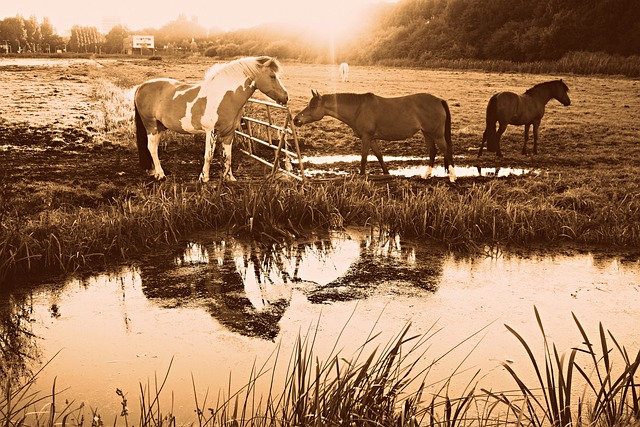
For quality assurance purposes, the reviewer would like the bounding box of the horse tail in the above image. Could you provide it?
[484,95,499,152]
[441,99,453,155]
[134,101,153,170]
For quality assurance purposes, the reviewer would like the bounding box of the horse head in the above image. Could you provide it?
[252,56,289,106]
[293,89,325,126]
[554,79,571,106]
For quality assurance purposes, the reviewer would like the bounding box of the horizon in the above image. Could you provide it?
[1,0,398,37]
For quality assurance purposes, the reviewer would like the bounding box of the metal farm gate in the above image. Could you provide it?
[235,98,306,182]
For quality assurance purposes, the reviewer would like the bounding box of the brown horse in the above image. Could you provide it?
[293,90,456,182]
[478,79,571,157]
[134,56,288,181]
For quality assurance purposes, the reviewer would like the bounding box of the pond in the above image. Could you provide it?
[2,229,639,422]
[300,154,537,178]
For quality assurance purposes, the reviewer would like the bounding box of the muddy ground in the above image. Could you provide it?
[1,57,639,219]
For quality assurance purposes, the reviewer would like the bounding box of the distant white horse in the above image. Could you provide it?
[339,62,349,82]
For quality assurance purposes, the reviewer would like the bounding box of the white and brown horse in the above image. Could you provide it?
[134,56,288,181]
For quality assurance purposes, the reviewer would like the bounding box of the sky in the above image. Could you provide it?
[1,0,398,36]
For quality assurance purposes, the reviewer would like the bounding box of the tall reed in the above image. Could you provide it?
[4,313,639,426]
[486,306,640,427]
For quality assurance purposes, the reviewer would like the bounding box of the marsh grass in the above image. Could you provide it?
[3,313,639,426]
[1,173,639,286]
[87,80,136,143]
[485,307,640,427]
[378,51,640,77]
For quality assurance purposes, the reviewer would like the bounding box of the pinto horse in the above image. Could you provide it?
[293,90,456,182]
[478,79,570,157]
[134,56,288,181]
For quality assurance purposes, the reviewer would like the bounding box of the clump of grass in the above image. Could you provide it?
[487,306,640,427]
[194,323,431,427]
[88,80,136,143]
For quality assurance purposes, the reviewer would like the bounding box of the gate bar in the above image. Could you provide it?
[235,98,306,182]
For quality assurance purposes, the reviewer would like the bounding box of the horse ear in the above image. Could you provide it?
[311,89,320,98]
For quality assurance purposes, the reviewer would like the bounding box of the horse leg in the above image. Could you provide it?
[147,133,166,180]
[522,124,530,156]
[478,130,487,157]
[221,134,237,182]
[495,122,508,158]
[370,140,389,174]
[199,130,218,183]
[359,137,372,174]
[433,135,457,183]
[532,120,540,154]
[422,138,436,179]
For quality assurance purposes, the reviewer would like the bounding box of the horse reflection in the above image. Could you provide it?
[138,232,445,338]
[139,238,347,340]
[304,232,445,303]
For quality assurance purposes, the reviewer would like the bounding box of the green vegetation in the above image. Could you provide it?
[2,309,639,426]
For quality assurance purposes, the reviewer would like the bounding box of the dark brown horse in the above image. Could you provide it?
[293,90,456,182]
[478,79,571,157]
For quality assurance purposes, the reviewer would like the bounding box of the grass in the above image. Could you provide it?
[375,51,640,77]
[2,54,639,285]
[2,310,639,426]
[1,172,639,286]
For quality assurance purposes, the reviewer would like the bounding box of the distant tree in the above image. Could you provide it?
[265,40,294,59]
[104,24,129,54]
[40,17,64,52]
[24,15,42,52]
[0,16,27,53]
[155,14,207,46]
[69,25,100,53]
[354,0,640,64]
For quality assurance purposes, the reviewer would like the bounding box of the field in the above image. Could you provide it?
[1,56,640,426]
[1,57,639,283]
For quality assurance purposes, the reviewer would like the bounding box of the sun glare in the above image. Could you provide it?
[296,1,367,43]
[2,0,392,41]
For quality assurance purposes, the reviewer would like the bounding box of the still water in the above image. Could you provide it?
[2,229,639,422]
[300,154,535,178]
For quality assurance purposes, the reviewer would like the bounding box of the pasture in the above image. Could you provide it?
[1,57,640,426]
[0,57,639,281]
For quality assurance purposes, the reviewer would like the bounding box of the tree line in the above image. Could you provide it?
[350,0,640,63]
[2,0,638,63]
[0,15,64,53]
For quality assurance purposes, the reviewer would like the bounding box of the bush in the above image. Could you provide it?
[204,46,217,57]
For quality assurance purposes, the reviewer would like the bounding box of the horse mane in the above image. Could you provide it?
[525,79,569,95]
[204,56,281,82]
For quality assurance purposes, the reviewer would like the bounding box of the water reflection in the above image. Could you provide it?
[298,155,536,178]
[0,294,39,385]
[1,230,639,422]
[136,231,441,339]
